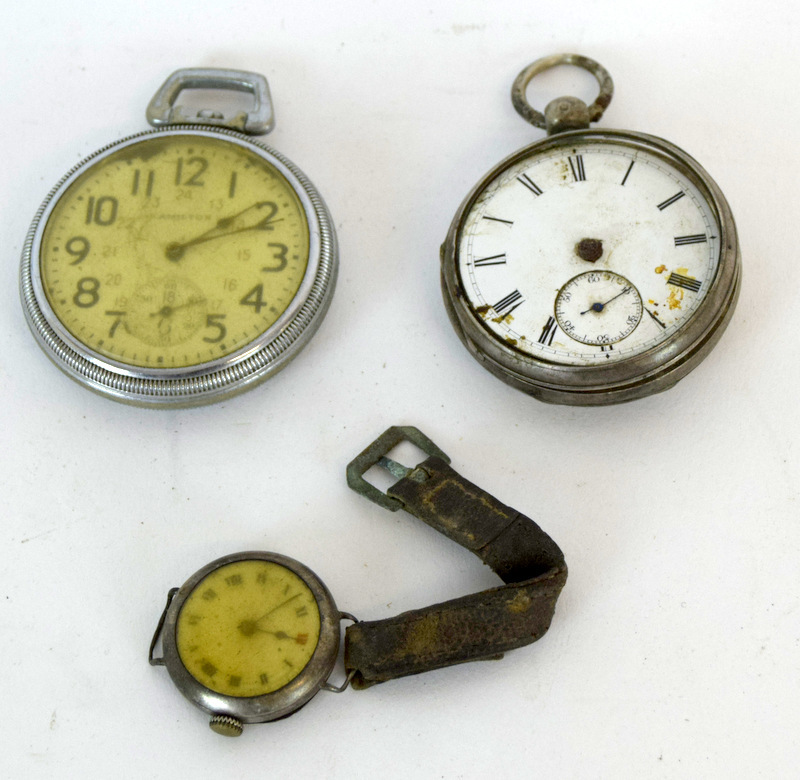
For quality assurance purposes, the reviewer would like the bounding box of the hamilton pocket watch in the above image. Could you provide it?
[150,426,567,736]
[440,54,741,405]
[20,68,337,407]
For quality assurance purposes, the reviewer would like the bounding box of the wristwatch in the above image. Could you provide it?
[150,426,567,735]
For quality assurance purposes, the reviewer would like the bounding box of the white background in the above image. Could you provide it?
[2,1,798,777]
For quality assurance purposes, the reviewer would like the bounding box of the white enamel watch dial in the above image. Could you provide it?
[459,141,719,366]
[441,55,740,405]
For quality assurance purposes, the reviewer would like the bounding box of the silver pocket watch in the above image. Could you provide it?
[441,54,740,405]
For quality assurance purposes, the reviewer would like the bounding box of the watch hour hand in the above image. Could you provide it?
[237,624,292,639]
[237,622,309,645]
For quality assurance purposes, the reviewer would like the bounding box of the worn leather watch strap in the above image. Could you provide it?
[344,427,567,689]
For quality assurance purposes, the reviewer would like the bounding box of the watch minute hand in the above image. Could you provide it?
[253,592,302,623]
[166,201,281,260]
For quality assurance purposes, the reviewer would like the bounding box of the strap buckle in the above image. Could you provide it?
[345,426,450,511]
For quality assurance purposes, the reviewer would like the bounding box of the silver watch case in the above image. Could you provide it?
[20,126,338,407]
[440,129,741,406]
[159,551,341,726]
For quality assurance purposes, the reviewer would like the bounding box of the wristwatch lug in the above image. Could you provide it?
[148,587,179,666]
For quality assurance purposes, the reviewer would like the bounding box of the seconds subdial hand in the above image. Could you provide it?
[166,201,283,261]
[580,286,633,315]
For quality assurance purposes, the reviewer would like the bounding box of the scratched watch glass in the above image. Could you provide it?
[176,559,321,697]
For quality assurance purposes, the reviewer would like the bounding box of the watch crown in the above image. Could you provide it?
[209,714,244,737]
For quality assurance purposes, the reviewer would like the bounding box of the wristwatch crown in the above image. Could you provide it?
[209,714,244,737]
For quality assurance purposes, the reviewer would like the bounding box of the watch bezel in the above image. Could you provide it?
[161,551,341,725]
[441,129,741,405]
[20,126,338,407]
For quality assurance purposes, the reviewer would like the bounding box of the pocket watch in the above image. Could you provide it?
[440,54,740,405]
[150,426,567,736]
[20,68,337,407]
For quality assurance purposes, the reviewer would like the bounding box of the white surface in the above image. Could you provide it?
[2,1,798,777]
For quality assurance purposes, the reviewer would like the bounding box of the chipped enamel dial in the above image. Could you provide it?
[441,57,740,405]
[457,140,722,366]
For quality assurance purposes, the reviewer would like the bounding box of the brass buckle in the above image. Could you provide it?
[346,426,450,511]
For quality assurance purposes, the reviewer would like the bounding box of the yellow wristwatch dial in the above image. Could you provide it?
[39,133,309,369]
[176,559,321,698]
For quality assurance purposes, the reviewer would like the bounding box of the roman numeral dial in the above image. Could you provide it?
[454,141,723,369]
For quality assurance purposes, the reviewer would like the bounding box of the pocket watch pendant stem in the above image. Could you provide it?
[544,96,592,135]
[510,53,614,136]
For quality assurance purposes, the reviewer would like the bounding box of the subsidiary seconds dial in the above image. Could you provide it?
[555,270,643,346]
